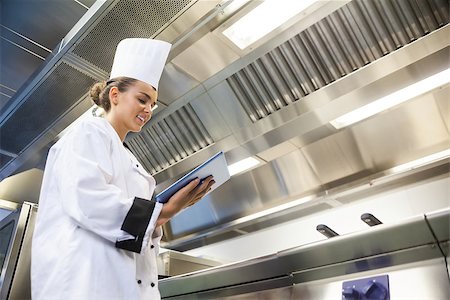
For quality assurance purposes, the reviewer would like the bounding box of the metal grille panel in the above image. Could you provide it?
[72,0,193,72]
[227,0,449,122]
[126,103,213,174]
[0,62,96,153]
[0,153,12,169]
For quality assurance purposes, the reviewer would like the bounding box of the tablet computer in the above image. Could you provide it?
[155,151,230,203]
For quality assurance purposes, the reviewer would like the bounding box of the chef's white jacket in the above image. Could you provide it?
[31,117,164,300]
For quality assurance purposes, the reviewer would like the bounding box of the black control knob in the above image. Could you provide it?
[342,286,360,300]
[362,281,387,300]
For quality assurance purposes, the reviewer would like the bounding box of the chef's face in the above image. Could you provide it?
[112,80,158,134]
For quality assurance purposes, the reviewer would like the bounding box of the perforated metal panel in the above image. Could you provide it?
[0,62,96,154]
[72,0,193,71]
[126,103,213,174]
[0,153,12,169]
[227,0,449,122]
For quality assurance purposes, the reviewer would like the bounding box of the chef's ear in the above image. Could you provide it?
[109,86,119,105]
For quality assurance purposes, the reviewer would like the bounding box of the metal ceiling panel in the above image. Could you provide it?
[207,81,253,134]
[301,130,366,185]
[126,103,214,174]
[72,0,194,71]
[227,0,449,122]
[0,62,96,154]
[162,147,323,247]
[0,39,43,104]
[350,89,450,170]
[189,92,232,142]
[0,154,12,170]
[172,32,240,82]
[1,0,89,50]
[268,149,322,197]
[434,86,450,133]
[157,63,200,106]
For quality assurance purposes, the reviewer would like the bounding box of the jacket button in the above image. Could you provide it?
[137,280,142,284]
[151,282,155,287]
[150,245,155,249]
[136,164,139,167]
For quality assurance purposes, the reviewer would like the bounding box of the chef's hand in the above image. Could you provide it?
[156,176,215,226]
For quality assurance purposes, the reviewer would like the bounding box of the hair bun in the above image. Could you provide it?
[89,81,107,106]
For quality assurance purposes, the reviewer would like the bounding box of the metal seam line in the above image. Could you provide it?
[0,36,46,60]
[0,148,18,158]
[73,0,89,10]
[0,84,16,93]
[0,25,52,53]
[0,91,12,98]
[423,215,450,281]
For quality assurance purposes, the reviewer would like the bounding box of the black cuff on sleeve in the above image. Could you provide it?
[115,197,156,253]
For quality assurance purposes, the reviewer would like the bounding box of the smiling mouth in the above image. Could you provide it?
[137,115,145,124]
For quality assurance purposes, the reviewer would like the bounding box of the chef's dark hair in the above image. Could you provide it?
[89,77,137,112]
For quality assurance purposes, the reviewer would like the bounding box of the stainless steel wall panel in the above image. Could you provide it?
[190,93,232,142]
[157,63,200,106]
[301,130,366,185]
[426,209,450,244]
[207,81,253,133]
[164,278,294,300]
[434,86,450,133]
[159,212,450,299]
[291,258,449,300]
[160,253,285,299]
[350,90,450,170]
[268,150,321,197]
[277,216,437,274]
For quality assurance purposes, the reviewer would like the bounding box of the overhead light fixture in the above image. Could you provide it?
[391,149,450,173]
[228,157,261,176]
[330,68,450,129]
[223,0,318,49]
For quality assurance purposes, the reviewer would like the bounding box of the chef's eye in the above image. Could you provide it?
[138,98,146,104]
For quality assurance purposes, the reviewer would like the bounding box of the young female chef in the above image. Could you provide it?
[31,38,215,300]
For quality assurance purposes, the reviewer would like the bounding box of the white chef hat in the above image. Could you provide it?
[109,38,171,90]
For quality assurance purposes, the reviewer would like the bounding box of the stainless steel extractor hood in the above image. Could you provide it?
[0,0,448,250]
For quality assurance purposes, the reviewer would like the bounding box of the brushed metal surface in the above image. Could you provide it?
[1,0,449,252]
[291,258,449,299]
[159,211,450,299]
[7,204,37,300]
[0,202,34,300]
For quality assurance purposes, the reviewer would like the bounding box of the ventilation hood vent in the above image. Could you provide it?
[228,0,448,122]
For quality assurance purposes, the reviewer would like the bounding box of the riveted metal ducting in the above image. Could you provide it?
[72,0,194,72]
[126,103,213,174]
[227,0,449,122]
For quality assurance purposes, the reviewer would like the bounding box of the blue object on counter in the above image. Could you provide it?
[342,275,390,300]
